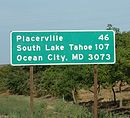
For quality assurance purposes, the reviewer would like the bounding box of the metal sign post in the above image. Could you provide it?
[29,66,34,118]
[93,64,98,118]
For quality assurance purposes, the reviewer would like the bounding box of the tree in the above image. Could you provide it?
[35,65,90,103]
[106,24,120,34]
[106,28,130,105]
[0,65,29,95]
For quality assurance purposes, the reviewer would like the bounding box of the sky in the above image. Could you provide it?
[0,0,130,64]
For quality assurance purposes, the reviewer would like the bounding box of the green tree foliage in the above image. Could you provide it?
[0,65,9,92]
[103,25,130,103]
[35,65,91,102]
[0,65,29,95]
[105,25,130,84]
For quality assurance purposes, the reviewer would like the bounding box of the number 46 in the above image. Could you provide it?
[98,34,109,40]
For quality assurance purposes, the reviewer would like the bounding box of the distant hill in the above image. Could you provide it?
[0,64,8,68]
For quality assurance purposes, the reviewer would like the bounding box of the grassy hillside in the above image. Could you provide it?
[0,95,130,118]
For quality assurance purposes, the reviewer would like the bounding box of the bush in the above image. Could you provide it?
[0,66,29,95]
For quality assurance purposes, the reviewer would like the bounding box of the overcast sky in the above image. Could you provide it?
[0,0,130,64]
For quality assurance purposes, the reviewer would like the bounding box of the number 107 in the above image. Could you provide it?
[95,44,109,50]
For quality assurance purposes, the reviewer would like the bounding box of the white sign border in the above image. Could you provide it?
[10,30,116,66]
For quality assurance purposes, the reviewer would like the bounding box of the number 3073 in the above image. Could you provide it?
[88,54,110,60]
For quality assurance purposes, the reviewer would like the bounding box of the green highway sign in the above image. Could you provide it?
[10,30,115,66]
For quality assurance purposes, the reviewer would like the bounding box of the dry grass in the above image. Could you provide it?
[77,85,130,103]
